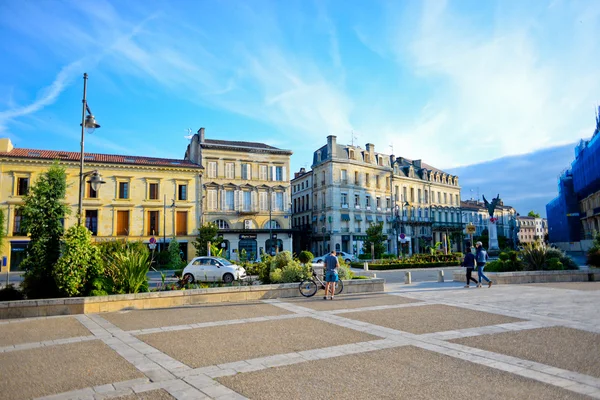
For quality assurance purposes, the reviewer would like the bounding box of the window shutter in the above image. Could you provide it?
[270,166,276,181]
[282,166,286,181]
[271,191,276,211]
[252,191,257,212]
[234,190,239,210]
[220,189,226,210]
[239,190,244,210]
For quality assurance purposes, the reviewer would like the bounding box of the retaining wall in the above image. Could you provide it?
[452,270,599,285]
[0,278,384,320]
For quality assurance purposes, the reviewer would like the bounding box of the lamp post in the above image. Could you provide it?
[163,195,175,250]
[78,73,103,226]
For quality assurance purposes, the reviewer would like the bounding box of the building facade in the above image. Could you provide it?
[517,216,548,245]
[547,107,600,251]
[460,199,519,247]
[301,135,462,257]
[184,128,293,261]
[0,138,202,272]
[290,168,313,254]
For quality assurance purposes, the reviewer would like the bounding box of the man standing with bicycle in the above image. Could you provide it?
[324,250,340,300]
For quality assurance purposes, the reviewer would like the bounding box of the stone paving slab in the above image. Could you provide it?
[0,340,143,400]
[113,389,175,399]
[138,317,379,368]
[288,293,419,311]
[451,326,600,379]
[523,282,600,291]
[102,302,291,331]
[217,345,588,400]
[0,316,91,347]
[342,304,524,334]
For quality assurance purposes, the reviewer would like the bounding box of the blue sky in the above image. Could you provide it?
[1,0,599,211]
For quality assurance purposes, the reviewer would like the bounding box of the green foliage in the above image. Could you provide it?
[527,210,541,218]
[337,264,354,280]
[167,237,185,269]
[0,284,24,301]
[20,163,70,299]
[546,257,563,270]
[298,250,314,264]
[209,243,224,258]
[256,254,273,284]
[362,223,386,259]
[53,225,103,297]
[194,223,222,256]
[269,268,283,283]
[587,233,600,268]
[498,252,509,261]
[96,239,149,259]
[272,251,293,269]
[104,247,150,293]
[520,244,547,271]
[429,241,443,255]
[546,248,578,270]
[271,260,311,283]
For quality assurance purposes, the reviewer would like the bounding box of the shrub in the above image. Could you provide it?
[298,251,314,264]
[278,261,311,283]
[269,268,282,283]
[498,252,509,262]
[546,257,563,270]
[484,260,504,272]
[338,265,354,280]
[0,284,24,301]
[53,225,104,297]
[167,237,185,269]
[520,245,547,271]
[546,248,578,270]
[103,247,150,294]
[272,251,293,269]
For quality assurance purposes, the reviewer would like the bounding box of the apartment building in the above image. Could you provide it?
[184,128,293,261]
[303,135,462,257]
[517,216,547,245]
[290,168,313,254]
[0,138,202,272]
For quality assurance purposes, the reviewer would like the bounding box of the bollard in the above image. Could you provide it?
[405,271,412,284]
[364,261,369,271]
[373,273,376,278]
[438,270,445,283]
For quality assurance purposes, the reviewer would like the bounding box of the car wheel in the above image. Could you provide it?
[223,273,234,284]
[183,273,194,284]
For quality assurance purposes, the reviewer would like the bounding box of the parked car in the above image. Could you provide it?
[182,256,246,284]
[313,251,356,264]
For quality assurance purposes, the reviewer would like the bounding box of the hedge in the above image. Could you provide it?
[351,260,460,270]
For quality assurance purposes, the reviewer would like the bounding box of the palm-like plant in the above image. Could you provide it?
[106,248,150,293]
[520,243,547,271]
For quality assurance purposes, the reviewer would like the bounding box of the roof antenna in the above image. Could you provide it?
[351,130,358,146]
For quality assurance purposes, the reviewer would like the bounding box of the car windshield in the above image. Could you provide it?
[215,257,233,266]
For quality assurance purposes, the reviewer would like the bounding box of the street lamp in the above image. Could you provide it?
[78,73,103,226]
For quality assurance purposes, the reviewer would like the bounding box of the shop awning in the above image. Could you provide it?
[341,214,350,221]
[376,216,384,222]
[320,215,326,221]
[312,216,317,222]
[366,215,374,222]
[355,215,363,221]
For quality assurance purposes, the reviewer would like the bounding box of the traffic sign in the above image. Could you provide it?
[149,237,156,244]
[399,233,406,240]
[466,224,476,234]
[149,243,157,250]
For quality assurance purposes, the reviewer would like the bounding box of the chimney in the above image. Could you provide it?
[0,138,14,153]
[198,127,205,143]
[327,135,337,158]
[413,159,421,168]
[365,143,375,153]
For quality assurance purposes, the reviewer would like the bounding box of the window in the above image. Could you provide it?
[87,182,98,199]
[366,195,371,208]
[386,197,391,208]
[259,165,268,180]
[341,193,348,207]
[116,211,129,235]
[444,193,447,204]
[366,173,370,186]
[341,169,347,182]
[418,189,422,203]
[207,190,217,210]
[176,211,188,235]
[259,192,268,211]
[437,192,441,203]
[85,210,98,235]
[178,184,187,201]
[149,183,159,200]
[375,175,379,188]
[354,194,360,207]
[17,177,29,196]
[225,163,234,179]
[378,157,383,166]
[225,190,235,210]
[354,171,359,184]
[349,149,355,159]
[13,209,24,235]
[215,219,230,229]
[376,197,381,208]
[455,194,459,205]
[147,210,159,235]
[425,190,429,203]
[270,166,284,181]
[410,188,414,203]
[208,162,217,178]
[118,182,129,199]
[241,163,251,180]
[243,191,252,211]
[275,192,284,211]
[403,187,407,203]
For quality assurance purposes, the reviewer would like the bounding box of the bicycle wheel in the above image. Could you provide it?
[299,279,318,297]
[334,279,344,295]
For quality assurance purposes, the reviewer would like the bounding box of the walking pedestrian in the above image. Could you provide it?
[461,247,478,288]
[324,250,340,300]
[475,241,493,288]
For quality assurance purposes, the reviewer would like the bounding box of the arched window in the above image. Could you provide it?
[265,220,281,229]
[214,219,230,229]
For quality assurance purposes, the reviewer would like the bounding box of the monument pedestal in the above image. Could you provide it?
[488,219,500,256]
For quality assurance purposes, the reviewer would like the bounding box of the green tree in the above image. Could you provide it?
[167,236,184,269]
[194,223,222,256]
[20,163,70,299]
[527,210,541,218]
[53,225,103,297]
[362,223,386,259]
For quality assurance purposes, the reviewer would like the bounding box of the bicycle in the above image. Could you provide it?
[299,270,344,297]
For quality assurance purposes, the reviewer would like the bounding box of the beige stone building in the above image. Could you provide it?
[0,138,202,272]
[290,168,313,254]
[301,135,462,257]
[184,128,293,261]
[517,216,548,245]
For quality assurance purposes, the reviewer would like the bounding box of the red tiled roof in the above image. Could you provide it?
[2,148,201,168]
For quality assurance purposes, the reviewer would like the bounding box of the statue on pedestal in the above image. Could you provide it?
[482,194,501,254]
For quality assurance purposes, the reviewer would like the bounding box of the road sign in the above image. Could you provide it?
[400,233,406,240]
[149,243,157,250]
[466,224,476,234]
[149,237,156,244]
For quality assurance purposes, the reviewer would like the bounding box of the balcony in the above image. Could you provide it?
[355,205,360,209]
[341,227,350,233]
[321,180,325,186]
[341,204,349,209]
[366,206,371,210]
[432,221,465,231]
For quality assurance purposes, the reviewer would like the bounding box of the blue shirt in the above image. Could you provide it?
[325,254,338,271]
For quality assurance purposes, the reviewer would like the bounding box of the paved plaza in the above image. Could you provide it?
[0,282,599,399]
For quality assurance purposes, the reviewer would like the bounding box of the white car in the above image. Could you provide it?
[182,256,246,284]
[313,251,356,264]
